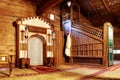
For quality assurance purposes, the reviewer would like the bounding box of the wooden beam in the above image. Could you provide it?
[101,0,115,24]
[36,0,62,15]
[101,0,111,13]
[72,0,77,6]
[90,1,104,24]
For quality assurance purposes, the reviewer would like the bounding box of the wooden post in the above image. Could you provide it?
[9,55,13,77]
[103,22,114,67]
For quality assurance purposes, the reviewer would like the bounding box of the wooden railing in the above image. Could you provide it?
[71,43,103,58]
[72,21,103,42]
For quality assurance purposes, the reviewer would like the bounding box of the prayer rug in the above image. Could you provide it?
[30,66,60,73]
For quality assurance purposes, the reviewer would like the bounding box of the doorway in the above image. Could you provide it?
[28,37,43,65]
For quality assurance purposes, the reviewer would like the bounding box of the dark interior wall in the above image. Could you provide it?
[113,25,120,60]
[114,26,120,50]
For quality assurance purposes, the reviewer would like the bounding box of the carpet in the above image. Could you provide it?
[0,65,81,80]
[0,68,38,78]
[30,66,60,73]
[0,66,60,78]
[0,64,120,80]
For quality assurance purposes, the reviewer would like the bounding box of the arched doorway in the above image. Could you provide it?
[28,35,46,66]
[14,16,52,67]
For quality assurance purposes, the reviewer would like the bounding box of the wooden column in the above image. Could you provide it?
[103,22,114,67]
[54,31,64,65]
[103,24,108,67]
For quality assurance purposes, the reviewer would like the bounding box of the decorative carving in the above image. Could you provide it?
[16,16,53,28]
[28,26,46,34]
[15,16,54,67]
[72,21,103,41]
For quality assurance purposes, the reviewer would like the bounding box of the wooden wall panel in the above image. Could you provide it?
[53,31,64,65]
[114,54,120,60]
[73,57,102,64]
[0,16,16,54]
[0,0,36,17]
[42,6,65,65]
[71,30,102,45]
[71,29,103,65]
[79,13,93,26]
[0,0,36,66]
[114,26,120,50]
[42,6,61,31]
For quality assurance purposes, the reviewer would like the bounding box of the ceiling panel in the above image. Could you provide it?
[29,0,120,26]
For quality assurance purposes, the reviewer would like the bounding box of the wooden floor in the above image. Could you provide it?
[0,60,120,80]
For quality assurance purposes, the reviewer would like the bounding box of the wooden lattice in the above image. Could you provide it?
[107,0,120,7]
[72,21,103,41]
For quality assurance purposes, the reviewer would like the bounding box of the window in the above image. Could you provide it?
[50,13,54,20]
[113,50,120,54]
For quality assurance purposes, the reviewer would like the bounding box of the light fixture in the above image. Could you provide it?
[67,1,71,7]
[52,30,55,40]
[24,27,29,39]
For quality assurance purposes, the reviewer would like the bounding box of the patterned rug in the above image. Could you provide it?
[0,66,61,78]
[30,66,60,73]
[0,64,120,80]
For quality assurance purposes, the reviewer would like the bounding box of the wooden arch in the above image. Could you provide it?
[28,34,47,65]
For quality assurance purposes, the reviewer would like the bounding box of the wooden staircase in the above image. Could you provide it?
[70,21,104,65]
[72,21,103,42]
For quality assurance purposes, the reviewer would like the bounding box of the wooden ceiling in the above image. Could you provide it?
[30,0,62,15]
[30,0,120,27]
[78,0,120,27]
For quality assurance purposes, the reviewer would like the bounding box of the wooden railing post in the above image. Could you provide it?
[103,22,114,67]
[9,55,14,77]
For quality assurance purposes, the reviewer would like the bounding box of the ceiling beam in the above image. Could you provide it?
[101,0,115,23]
[36,0,63,15]
[72,0,77,6]
[101,0,111,13]
[90,1,104,24]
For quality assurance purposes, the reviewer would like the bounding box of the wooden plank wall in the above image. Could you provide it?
[42,6,61,31]
[113,26,120,60]
[71,30,102,46]
[62,3,104,65]
[114,54,120,60]
[53,31,64,65]
[42,6,65,65]
[71,29,103,65]
[0,1,64,66]
[114,26,120,50]
[0,0,36,17]
[0,0,36,65]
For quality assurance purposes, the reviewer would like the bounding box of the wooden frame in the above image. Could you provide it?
[0,54,8,64]
[14,16,54,67]
[103,22,114,67]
